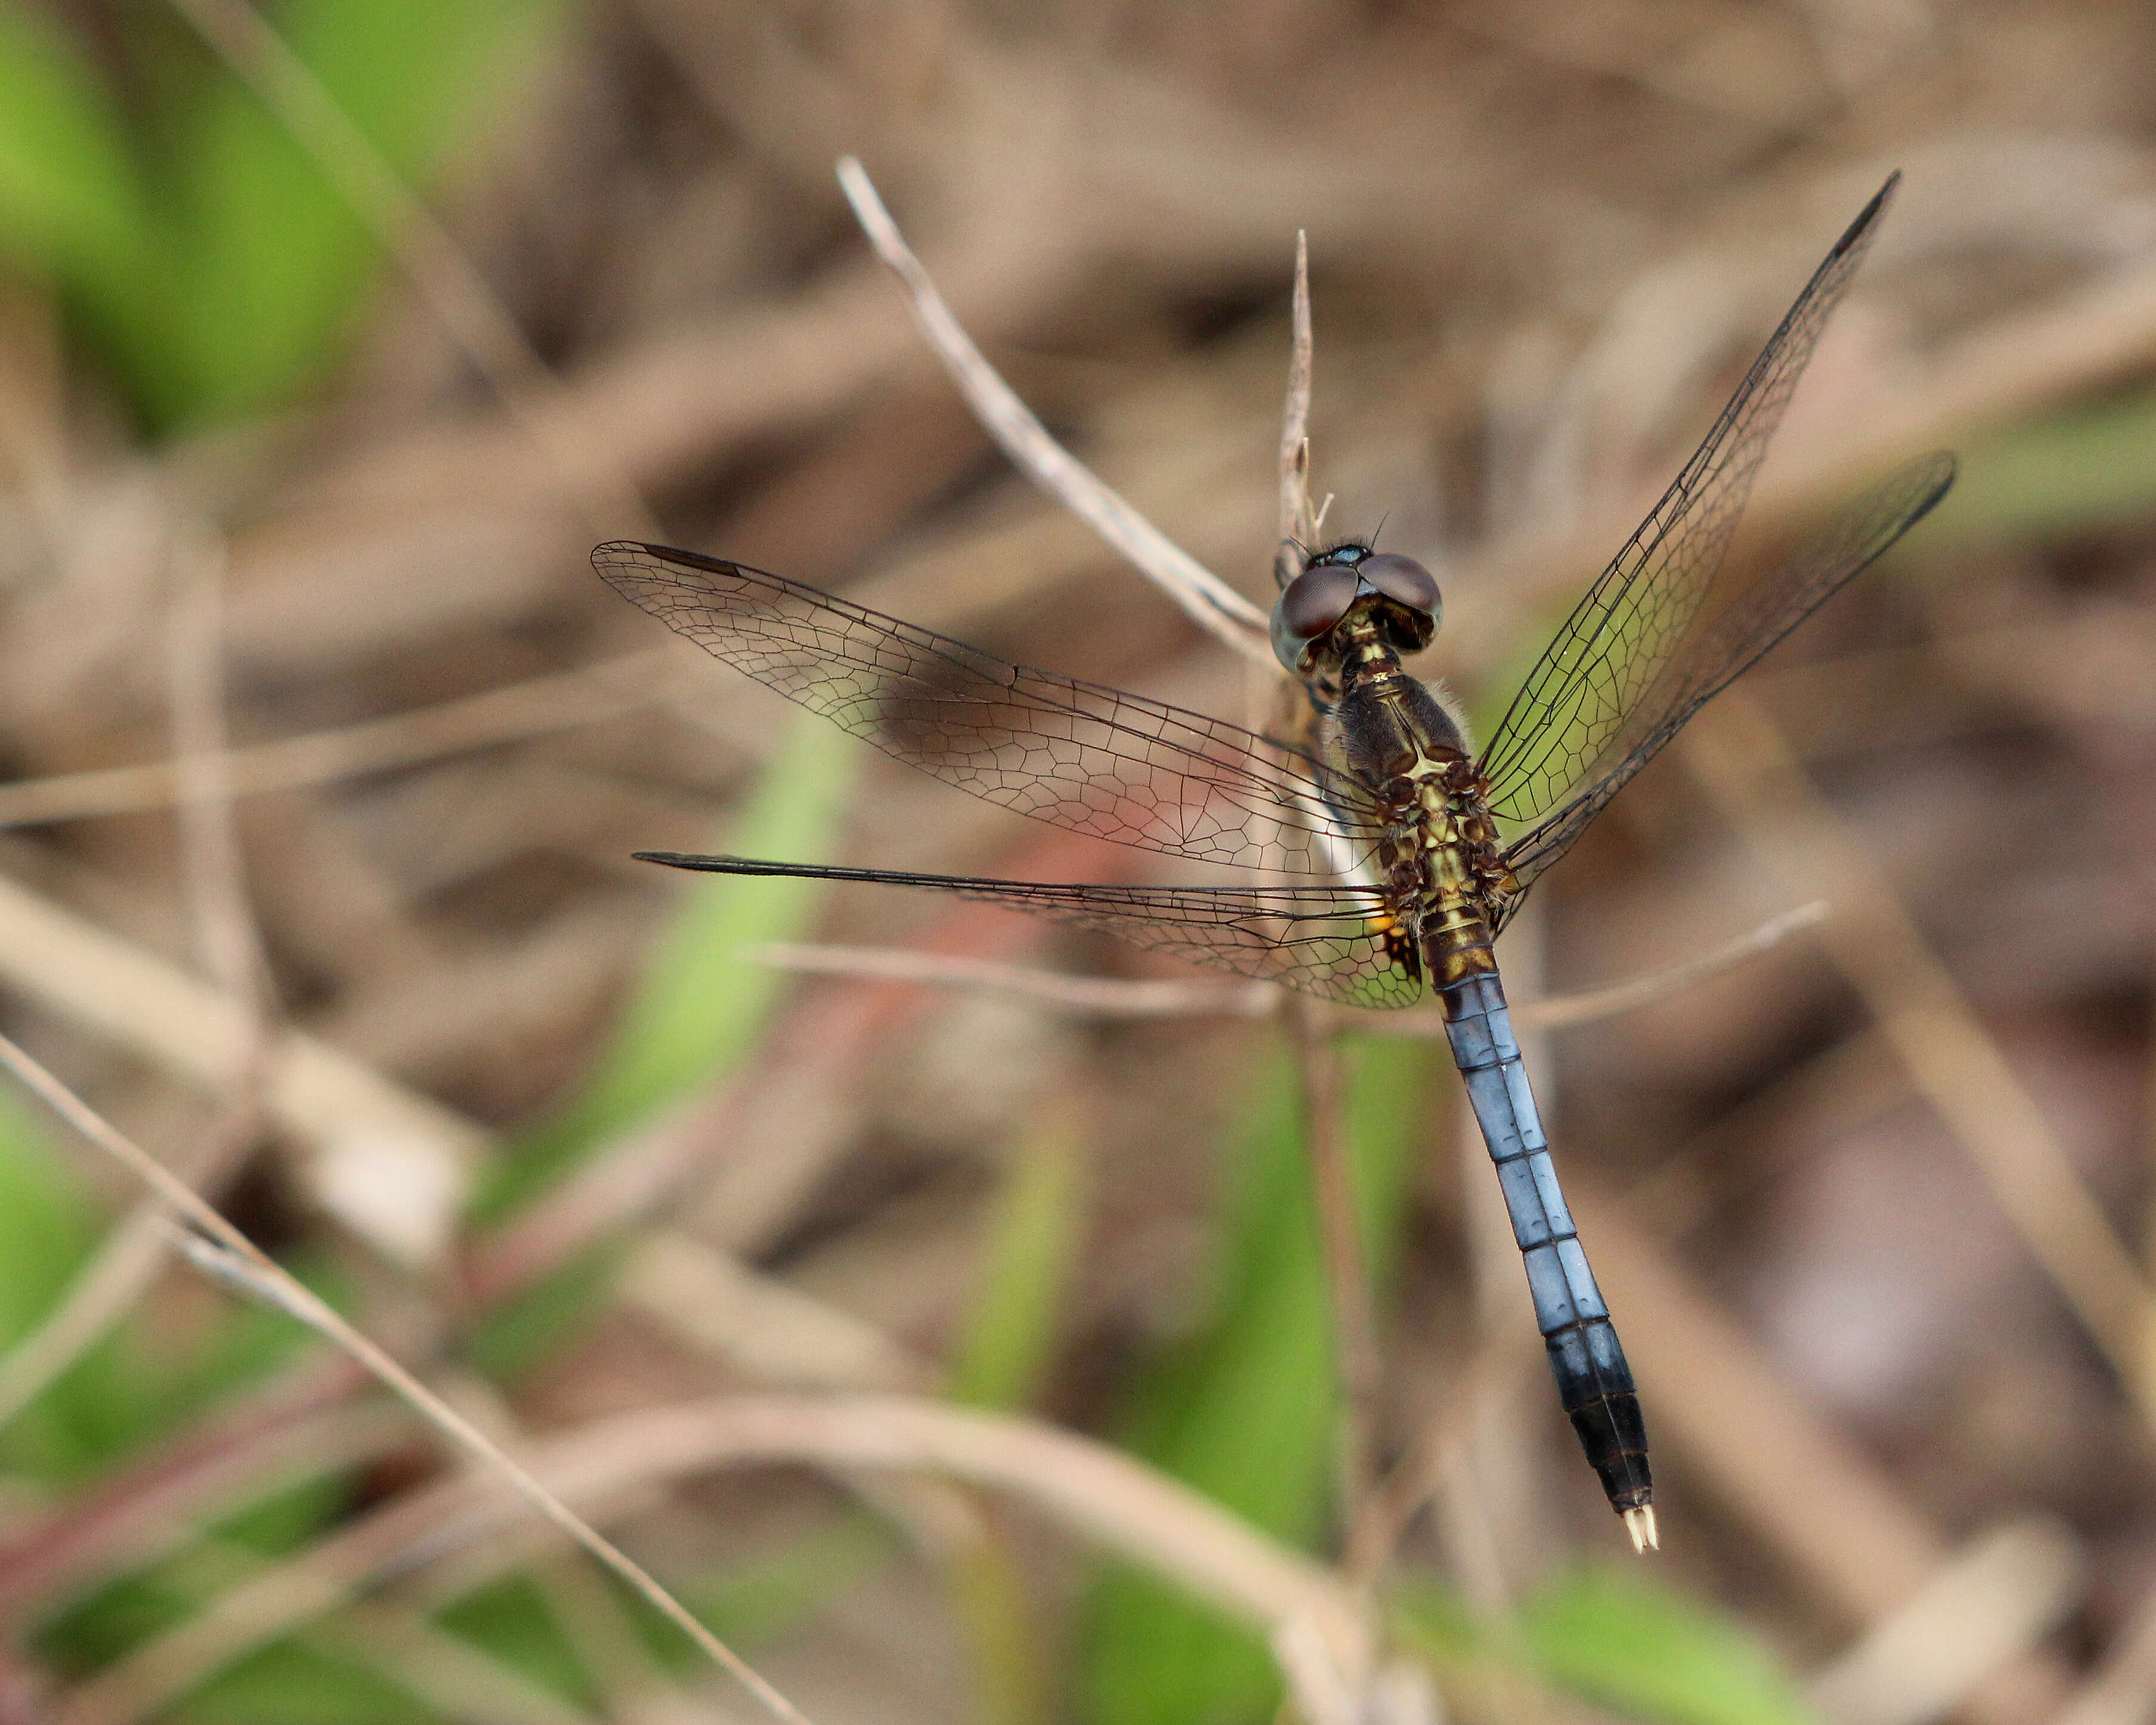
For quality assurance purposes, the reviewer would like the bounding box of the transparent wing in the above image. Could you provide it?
[596,545,1382,878]
[636,853,1425,1009]
[1477,175,1901,827]
[1492,451,1955,930]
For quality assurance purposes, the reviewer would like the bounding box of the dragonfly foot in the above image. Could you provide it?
[1622,1504,1659,1554]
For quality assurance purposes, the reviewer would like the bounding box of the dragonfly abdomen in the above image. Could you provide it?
[1440,967,1654,1535]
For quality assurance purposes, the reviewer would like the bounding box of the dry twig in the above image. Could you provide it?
[1278,228,1315,562]
[0,530,282,1426]
[747,941,1277,1017]
[745,900,1830,1033]
[61,1388,1371,1725]
[0,1034,811,1725]
[836,156,1275,664]
[0,871,486,1168]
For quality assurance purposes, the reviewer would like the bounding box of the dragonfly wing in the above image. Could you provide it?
[1492,450,1956,930]
[597,545,1382,877]
[1476,175,1902,829]
[637,852,1425,1009]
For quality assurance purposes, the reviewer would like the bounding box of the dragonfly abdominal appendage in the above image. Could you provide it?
[600,174,1952,1547]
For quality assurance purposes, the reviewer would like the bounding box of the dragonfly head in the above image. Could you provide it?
[1270,544,1440,677]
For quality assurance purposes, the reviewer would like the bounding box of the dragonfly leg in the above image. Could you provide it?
[1440,970,1654,1538]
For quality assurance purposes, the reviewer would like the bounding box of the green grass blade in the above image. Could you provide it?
[487,711,858,1216]
[1393,1566,1817,1725]
[949,1105,1087,1411]
[158,0,565,426]
[469,713,855,1374]
[1929,389,2156,546]
[0,10,151,289]
[1078,1034,1430,1725]
[1517,1566,1816,1725]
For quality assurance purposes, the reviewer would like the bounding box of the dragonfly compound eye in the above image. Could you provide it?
[1276,564,1360,641]
[1358,552,1440,620]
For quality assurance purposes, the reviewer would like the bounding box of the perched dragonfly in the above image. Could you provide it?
[595,175,1953,1552]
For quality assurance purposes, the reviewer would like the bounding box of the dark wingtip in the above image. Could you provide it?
[1909,449,1959,523]
[592,540,736,577]
[1835,171,1902,256]
[631,851,779,878]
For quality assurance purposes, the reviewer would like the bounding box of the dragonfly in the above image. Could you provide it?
[594,174,1953,1553]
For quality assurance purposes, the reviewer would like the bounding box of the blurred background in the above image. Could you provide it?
[0,1,2149,1722]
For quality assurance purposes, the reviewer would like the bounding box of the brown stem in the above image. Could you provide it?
[1288,997,1382,1528]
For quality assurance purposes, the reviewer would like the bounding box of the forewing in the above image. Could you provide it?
[1476,176,1901,827]
[597,545,1381,877]
[638,853,1424,1009]
[1491,451,1955,930]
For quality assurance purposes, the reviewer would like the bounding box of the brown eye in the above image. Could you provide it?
[1359,552,1439,616]
[1277,564,1360,640]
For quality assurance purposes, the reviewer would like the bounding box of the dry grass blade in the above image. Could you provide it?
[311,1600,605,1725]
[0,1384,400,1627]
[1510,898,1830,1030]
[746,900,1826,1032]
[746,941,1278,1017]
[1289,993,1382,1522]
[1278,228,1314,561]
[1806,1519,2084,1725]
[616,1228,934,1391]
[61,1387,1371,1725]
[0,870,485,1163]
[0,1035,812,1725]
[835,156,1274,664]
[0,531,279,1427]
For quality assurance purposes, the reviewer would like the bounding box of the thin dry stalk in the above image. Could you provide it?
[1290,995,1382,1522]
[1261,246,1389,1549]
[1681,692,2156,1427]
[1340,1322,1541,1587]
[747,899,1827,1033]
[0,531,277,1429]
[0,870,486,1166]
[315,1600,604,1725]
[0,1035,810,1725]
[1277,228,1314,567]
[835,156,1274,664]
[0,1383,398,1628]
[1509,899,1829,1031]
[1805,1518,2084,1725]
[167,1534,604,1725]
[430,1368,694,1720]
[617,1227,933,1391]
[64,1389,1371,1725]
[161,0,655,537]
[747,942,1278,1018]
